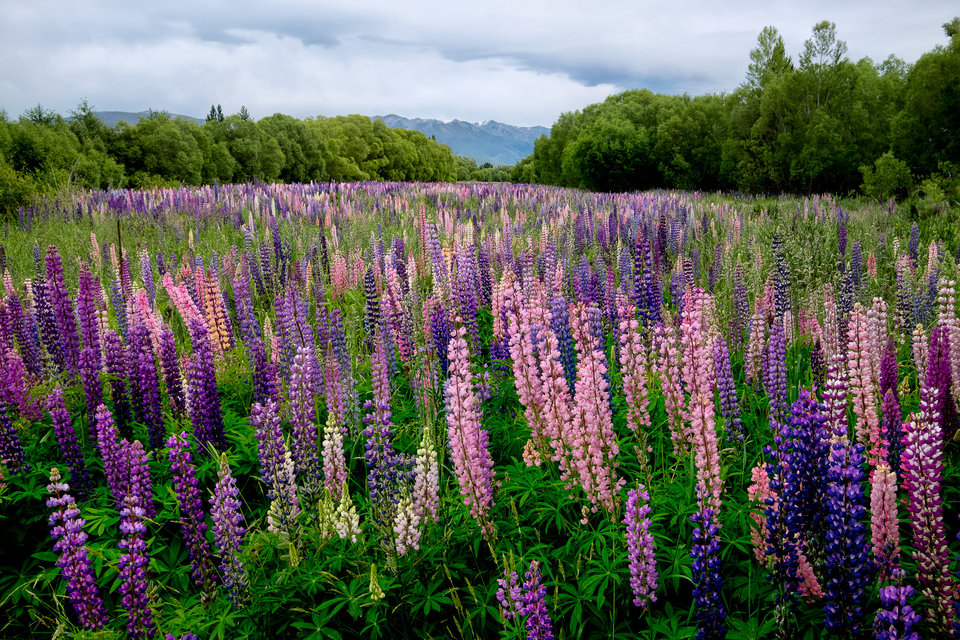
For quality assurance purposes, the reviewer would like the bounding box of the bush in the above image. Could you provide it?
[859,151,913,201]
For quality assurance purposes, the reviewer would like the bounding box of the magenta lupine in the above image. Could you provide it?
[445,325,496,539]
[45,467,109,630]
[187,318,226,452]
[900,388,955,632]
[46,246,82,375]
[118,495,155,640]
[870,464,900,580]
[625,484,657,609]
[926,326,958,441]
[47,388,91,495]
[847,304,882,466]
[570,302,623,516]
[211,452,249,605]
[167,432,215,592]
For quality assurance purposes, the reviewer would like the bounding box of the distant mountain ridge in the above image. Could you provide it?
[91,110,546,166]
[374,115,547,166]
[93,110,204,127]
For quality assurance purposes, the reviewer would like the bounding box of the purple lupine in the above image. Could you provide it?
[496,568,522,622]
[762,319,788,423]
[122,438,155,518]
[47,388,91,495]
[772,234,791,319]
[33,273,65,370]
[104,330,133,438]
[140,251,155,306]
[908,222,919,267]
[0,405,26,473]
[822,436,871,635]
[838,208,848,258]
[518,560,554,640]
[167,432,215,592]
[713,336,743,443]
[211,451,248,605]
[250,399,300,535]
[6,290,42,378]
[430,301,451,377]
[118,495,155,640]
[925,326,957,441]
[94,403,125,506]
[550,296,577,394]
[187,319,227,453]
[128,323,164,450]
[873,568,920,640]
[363,267,380,351]
[46,246,82,375]
[78,347,103,418]
[158,324,185,417]
[76,264,101,358]
[690,504,726,640]
[288,347,320,484]
[250,335,279,408]
[625,484,657,609]
[108,279,128,340]
[364,335,407,522]
[45,467,109,630]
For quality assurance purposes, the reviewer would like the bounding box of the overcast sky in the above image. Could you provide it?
[0,1,956,127]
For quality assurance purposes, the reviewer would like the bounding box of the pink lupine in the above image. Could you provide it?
[680,287,722,517]
[653,320,687,454]
[506,294,548,466]
[870,464,900,579]
[535,316,579,486]
[617,296,652,438]
[847,304,881,466]
[744,311,765,388]
[570,303,623,516]
[445,326,496,539]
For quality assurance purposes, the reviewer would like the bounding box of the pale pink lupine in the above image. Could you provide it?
[506,292,548,466]
[570,303,624,516]
[393,497,421,556]
[653,320,687,453]
[412,428,440,524]
[680,287,721,517]
[912,324,928,385]
[870,464,900,577]
[617,296,652,436]
[867,297,887,389]
[847,304,882,466]
[321,411,347,502]
[162,272,203,327]
[744,311,766,387]
[935,279,960,403]
[445,326,497,539]
[822,292,840,364]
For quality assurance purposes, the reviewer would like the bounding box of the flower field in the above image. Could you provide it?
[0,182,958,639]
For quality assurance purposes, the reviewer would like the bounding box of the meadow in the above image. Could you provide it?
[0,181,958,639]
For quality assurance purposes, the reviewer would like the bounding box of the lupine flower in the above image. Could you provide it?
[334,481,362,543]
[926,326,958,441]
[445,325,496,538]
[167,432,215,592]
[211,452,248,605]
[411,425,440,524]
[45,467,109,630]
[122,438,155,519]
[363,335,407,521]
[187,318,227,452]
[713,336,743,443]
[46,246,82,375]
[847,304,882,466]
[76,263,102,358]
[690,503,726,640]
[870,464,900,580]
[393,496,421,555]
[158,324,185,417]
[288,347,319,485]
[873,568,920,640]
[118,494,155,640]
[519,560,554,640]
[78,347,103,418]
[321,409,347,502]
[128,323,164,450]
[251,400,300,537]
[46,388,91,495]
[762,319,788,423]
[900,387,954,632]
[496,568,522,622]
[94,404,126,507]
[624,484,657,609]
[617,297,652,443]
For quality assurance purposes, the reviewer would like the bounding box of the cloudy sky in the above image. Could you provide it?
[0,1,956,127]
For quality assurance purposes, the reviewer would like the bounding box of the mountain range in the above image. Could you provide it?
[373,115,547,166]
[92,111,547,166]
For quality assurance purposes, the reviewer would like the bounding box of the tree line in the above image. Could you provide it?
[0,104,501,215]
[514,19,960,202]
